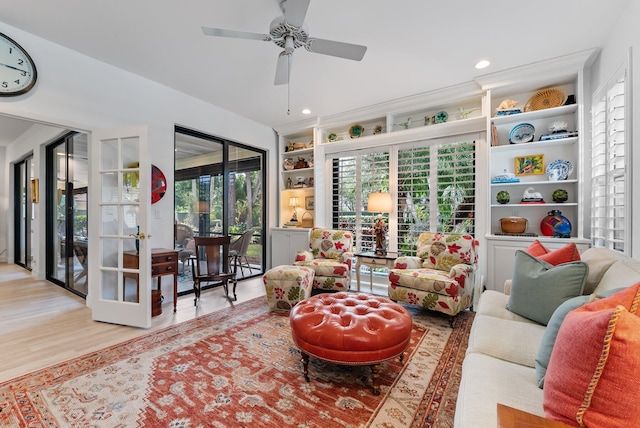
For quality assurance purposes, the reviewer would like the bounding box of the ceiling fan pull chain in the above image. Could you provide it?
[287,54,291,115]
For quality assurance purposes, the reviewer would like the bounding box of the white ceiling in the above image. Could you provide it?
[0,0,630,145]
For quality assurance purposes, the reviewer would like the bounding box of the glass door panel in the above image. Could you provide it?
[89,126,151,328]
[13,156,34,270]
[46,132,89,297]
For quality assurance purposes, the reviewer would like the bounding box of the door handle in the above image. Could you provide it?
[129,232,152,239]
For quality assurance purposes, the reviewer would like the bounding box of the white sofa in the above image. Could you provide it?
[454,247,640,427]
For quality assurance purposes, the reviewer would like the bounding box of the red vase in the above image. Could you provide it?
[540,210,572,238]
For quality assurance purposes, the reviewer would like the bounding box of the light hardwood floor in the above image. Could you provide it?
[0,263,267,383]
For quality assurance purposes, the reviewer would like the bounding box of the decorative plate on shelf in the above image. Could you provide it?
[509,123,535,144]
[523,87,568,112]
[283,158,294,170]
[348,124,364,138]
[545,159,573,181]
[435,111,448,123]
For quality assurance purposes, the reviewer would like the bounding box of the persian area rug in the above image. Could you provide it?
[0,297,474,428]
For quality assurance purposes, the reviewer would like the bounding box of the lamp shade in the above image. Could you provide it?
[368,191,393,213]
[289,197,300,208]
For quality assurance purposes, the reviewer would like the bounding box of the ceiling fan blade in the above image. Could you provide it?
[274,51,292,85]
[306,38,367,61]
[201,26,271,42]
[283,0,310,28]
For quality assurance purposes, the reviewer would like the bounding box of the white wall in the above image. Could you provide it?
[0,146,6,262]
[0,21,277,283]
[5,123,67,271]
[590,0,640,258]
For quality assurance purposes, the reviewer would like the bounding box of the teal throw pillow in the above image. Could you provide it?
[506,250,588,325]
[534,295,589,388]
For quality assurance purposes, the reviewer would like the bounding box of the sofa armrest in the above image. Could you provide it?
[393,256,422,269]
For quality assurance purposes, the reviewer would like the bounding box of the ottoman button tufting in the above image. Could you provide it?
[290,292,413,395]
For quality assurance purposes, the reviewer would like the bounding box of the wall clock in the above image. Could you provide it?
[0,32,37,96]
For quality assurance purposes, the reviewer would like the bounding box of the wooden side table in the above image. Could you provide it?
[123,248,179,314]
[354,251,403,291]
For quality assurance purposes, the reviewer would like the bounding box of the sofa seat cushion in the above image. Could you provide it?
[389,267,465,296]
[475,290,541,324]
[454,352,544,428]
[466,315,546,367]
[507,251,588,325]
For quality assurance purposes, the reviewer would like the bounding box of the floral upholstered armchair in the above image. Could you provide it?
[388,232,478,325]
[294,228,354,291]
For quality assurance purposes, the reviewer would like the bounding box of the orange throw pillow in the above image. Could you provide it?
[525,240,580,266]
[543,283,640,427]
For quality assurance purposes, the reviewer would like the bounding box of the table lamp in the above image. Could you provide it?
[367,190,393,254]
[289,197,299,223]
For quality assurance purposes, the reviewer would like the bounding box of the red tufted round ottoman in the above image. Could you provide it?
[289,292,412,395]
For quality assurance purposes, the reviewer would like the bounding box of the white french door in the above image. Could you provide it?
[87,126,152,328]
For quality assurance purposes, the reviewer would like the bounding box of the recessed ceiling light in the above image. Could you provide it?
[302,109,311,115]
[475,60,491,69]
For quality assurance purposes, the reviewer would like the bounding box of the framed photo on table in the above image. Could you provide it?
[515,154,544,176]
[305,196,314,210]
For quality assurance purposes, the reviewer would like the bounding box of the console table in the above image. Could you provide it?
[123,248,178,314]
[354,251,403,291]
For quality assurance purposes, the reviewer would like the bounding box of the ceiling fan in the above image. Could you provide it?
[201,0,367,86]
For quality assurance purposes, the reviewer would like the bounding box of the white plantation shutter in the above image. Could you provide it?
[397,140,476,256]
[330,136,476,256]
[330,150,390,252]
[591,62,629,253]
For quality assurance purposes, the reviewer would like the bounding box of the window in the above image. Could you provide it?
[397,140,476,255]
[174,127,266,290]
[591,60,630,253]
[330,136,476,255]
[330,149,390,252]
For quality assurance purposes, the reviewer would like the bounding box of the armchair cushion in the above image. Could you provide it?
[308,228,353,261]
[293,228,354,291]
[416,232,478,270]
[297,259,350,278]
[389,264,474,296]
[393,256,423,269]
